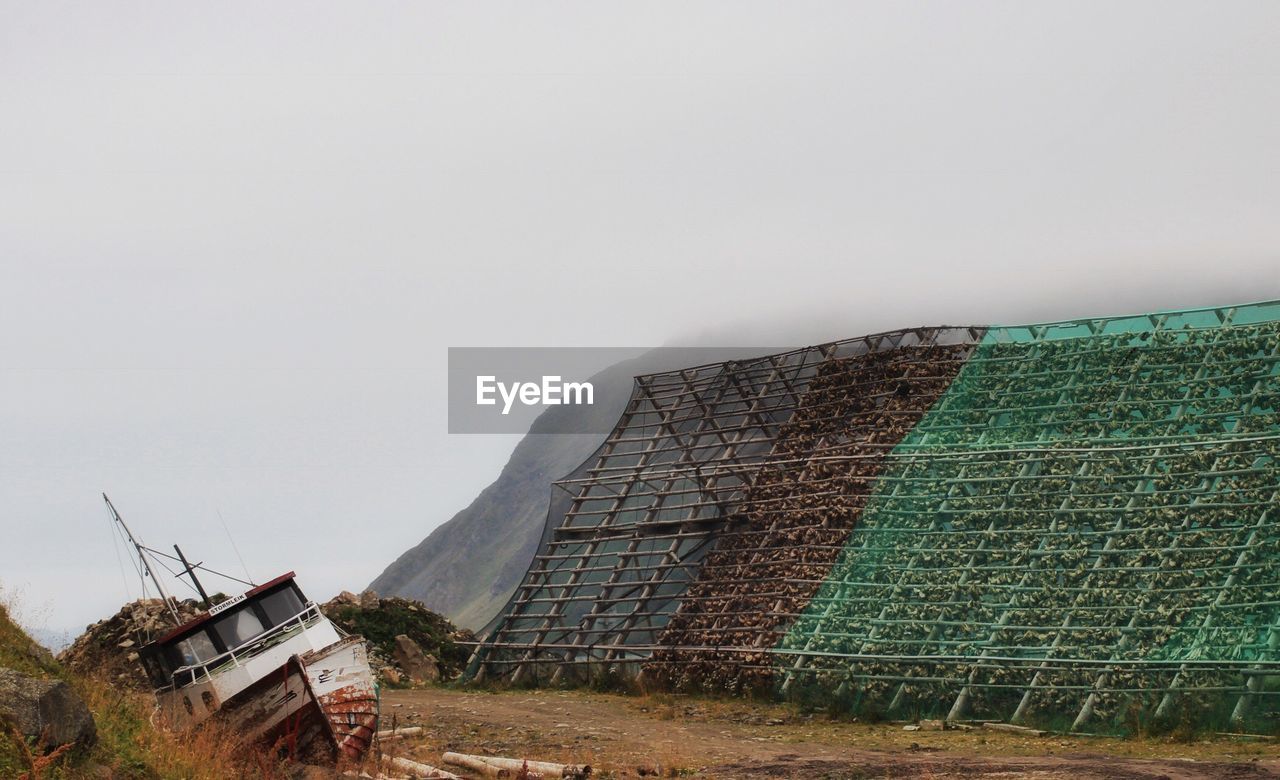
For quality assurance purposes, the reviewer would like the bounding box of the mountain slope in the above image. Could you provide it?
[370,347,765,629]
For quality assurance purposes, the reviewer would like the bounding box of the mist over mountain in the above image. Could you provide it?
[369,346,769,629]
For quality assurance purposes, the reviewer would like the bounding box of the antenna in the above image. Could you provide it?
[103,493,183,626]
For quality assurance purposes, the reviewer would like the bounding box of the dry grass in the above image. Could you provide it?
[77,677,271,779]
[1,718,74,780]
[0,592,60,681]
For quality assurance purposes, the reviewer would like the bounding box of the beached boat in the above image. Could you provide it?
[106,495,379,762]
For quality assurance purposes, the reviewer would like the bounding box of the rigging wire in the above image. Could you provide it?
[99,495,254,622]
[107,504,149,601]
[217,508,256,587]
[142,547,254,588]
[106,502,134,604]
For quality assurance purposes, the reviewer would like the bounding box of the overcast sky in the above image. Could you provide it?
[2,2,1279,640]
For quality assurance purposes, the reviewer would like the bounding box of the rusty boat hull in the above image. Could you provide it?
[300,635,379,760]
[213,635,378,761]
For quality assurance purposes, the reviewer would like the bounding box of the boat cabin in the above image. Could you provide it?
[139,572,312,690]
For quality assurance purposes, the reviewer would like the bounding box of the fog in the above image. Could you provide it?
[2,1,1278,639]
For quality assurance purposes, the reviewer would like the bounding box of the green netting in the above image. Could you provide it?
[778,304,1280,733]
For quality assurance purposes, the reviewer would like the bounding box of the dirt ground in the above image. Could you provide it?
[378,687,1280,779]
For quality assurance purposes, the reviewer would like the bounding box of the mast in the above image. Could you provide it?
[103,493,183,625]
[173,544,211,605]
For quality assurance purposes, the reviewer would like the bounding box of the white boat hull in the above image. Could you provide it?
[159,635,378,762]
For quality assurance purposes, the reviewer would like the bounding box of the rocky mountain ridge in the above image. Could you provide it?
[370,346,768,629]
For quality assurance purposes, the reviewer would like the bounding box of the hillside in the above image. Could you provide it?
[370,346,768,629]
[1,604,55,777]
[0,604,99,778]
[0,603,61,682]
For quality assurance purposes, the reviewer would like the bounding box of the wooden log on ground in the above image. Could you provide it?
[378,726,425,740]
[476,754,592,778]
[1216,732,1277,741]
[442,752,512,778]
[381,754,464,779]
[981,722,1047,737]
[345,769,410,780]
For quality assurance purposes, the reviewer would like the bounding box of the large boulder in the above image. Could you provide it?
[0,668,96,749]
[331,590,360,607]
[391,635,440,683]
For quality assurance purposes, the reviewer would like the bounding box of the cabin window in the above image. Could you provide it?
[210,606,266,649]
[171,630,218,667]
[141,653,170,688]
[258,586,305,628]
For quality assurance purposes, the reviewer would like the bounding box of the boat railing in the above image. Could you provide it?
[165,603,327,690]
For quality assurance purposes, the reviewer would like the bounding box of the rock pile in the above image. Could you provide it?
[59,598,202,691]
[321,590,473,686]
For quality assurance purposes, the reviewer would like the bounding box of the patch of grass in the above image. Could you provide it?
[1,716,76,780]
[0,723,27,779]
[77,677,274,780]
[0,603,61,681]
